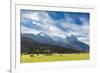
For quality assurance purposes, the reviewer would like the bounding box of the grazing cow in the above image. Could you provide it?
[30,54,35,58]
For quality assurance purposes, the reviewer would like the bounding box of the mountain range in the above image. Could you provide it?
[21,32,89,54]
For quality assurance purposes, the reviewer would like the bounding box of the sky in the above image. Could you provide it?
[21,9,90,45]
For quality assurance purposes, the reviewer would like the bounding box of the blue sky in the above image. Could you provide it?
[21,9,90,45]
[47,11,89,25]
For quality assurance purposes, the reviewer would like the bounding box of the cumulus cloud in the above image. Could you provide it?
[54,13,90,44]
[21,25,41,35]
[21,10,90,44]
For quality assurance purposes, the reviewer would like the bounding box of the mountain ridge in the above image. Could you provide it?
[21,32,89,52]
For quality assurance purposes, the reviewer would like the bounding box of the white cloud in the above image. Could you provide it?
[21,25,41,35]
[55,14,90,44]
[47,26,67,38]
[78,35,89,45]
[21,11,40,21]
[21,10,89,44]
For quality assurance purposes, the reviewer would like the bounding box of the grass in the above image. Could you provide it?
[20,53,89,63]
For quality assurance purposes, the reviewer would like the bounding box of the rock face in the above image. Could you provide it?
[21,33,89,54]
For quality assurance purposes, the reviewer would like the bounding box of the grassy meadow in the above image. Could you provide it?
[21,53,89,63]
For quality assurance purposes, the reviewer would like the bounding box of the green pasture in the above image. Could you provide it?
[21,53,89,63]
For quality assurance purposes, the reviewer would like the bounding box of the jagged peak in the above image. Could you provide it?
[65,34,78,42]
